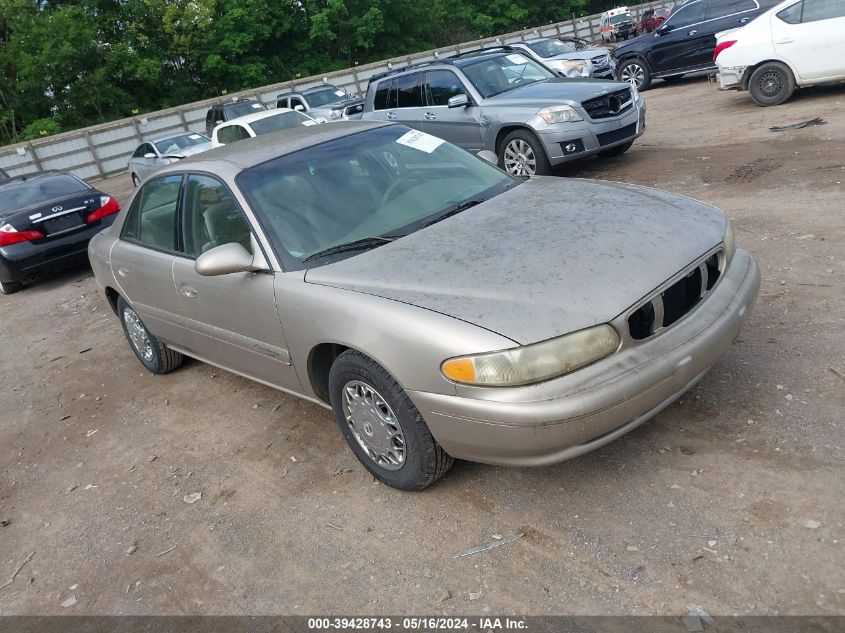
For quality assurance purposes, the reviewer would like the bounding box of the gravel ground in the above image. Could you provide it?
[0,77,843,616]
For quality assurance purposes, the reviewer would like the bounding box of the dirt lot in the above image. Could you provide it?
[1,78,843,616]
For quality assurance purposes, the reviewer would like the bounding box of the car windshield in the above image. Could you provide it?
[237,126,518,268]
[250,111,318,135]
[154,133,210,154]
[460,53,555,98]
[226,101,267,119]
[610,13,633,23]
[304,87,349,107]
[0,174,89,213]
[526,39,576,58]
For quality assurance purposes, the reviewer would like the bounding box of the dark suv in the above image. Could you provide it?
[205,99,268,135]
[614,0,778,90]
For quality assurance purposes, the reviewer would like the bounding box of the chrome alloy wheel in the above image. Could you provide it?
[123,307,153,361]
[620,63,645,89]
[503,139,537,176]
[342,380,406,470]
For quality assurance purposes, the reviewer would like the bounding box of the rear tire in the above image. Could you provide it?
[328,350,453,491]
[0,280,23,295]
[598,140,635,158]
[748,62,795,107]
[499,129,552,177]
[116,296,183,374]
[618,58,651,91]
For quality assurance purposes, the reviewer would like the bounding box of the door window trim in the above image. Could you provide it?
[120,173,187,257]
[663,0,760,31]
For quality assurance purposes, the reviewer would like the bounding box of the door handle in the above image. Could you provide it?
[180,284,198,298]
[424,112,436,120]
[775,38,794,44]
[117,267,130,277]
[386,112,397,120]
[739,17,750,23]
[687,30,697,35]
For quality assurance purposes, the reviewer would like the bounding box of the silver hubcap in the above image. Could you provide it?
[621,64,645,88]
[342,380,405,470]
[123,307,153,361]
[503,139,537,176]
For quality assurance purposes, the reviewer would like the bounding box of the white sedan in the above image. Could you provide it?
[211,108,322,147]
[715,0,845,106]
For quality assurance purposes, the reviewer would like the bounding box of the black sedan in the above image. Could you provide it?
[0,170,120,294]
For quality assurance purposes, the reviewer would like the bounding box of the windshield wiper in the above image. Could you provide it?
[420,199,485,229]
[302,235,397,262]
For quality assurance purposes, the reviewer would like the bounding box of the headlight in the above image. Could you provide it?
[724,218,736,263]
[537,104,583,124]
[441,324,620,387]
[561,59,590,78]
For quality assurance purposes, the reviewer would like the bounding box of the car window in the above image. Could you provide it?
[374,80,394,110]
[397,73,423,108]
[154,133,209,155]
[461,53,554,98]
[526,39,576,58]
[236,125,516,269]
[304,87,348,107]
[217,124,250,144]
[225,101,266,120]
[290,97,305,110]
[800,0,845,21]
[777,1,803,22]
[734,0,758,11]
[183,174,252,258]
[276,97,289,108]
[667,0,707,27]
[132,145,146,159]
[424,70,467,106]
[121,175,182,252]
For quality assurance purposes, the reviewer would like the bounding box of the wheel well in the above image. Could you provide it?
[494,125,534,156]
[741,59,794,91]
[308,343,349,404]
[104,286,120,315]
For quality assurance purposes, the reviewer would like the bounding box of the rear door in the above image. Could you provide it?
[421,70,483,150]
[772,0,845,80]
[389,73,426,131]
[171,173,300,392]
[110,174,188,345]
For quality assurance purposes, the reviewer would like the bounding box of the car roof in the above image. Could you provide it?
[177,120,393,172]
[302,84,341,94]
[217,99,261,110]
[218,107,298,126]
[145,132,209,144]
[1,169,72,184]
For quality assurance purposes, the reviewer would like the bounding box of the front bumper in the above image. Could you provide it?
[408,249,760,466]
[0,216,115,283]
[536,98,646,165]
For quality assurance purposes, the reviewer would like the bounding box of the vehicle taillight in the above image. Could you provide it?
[86,196,121,224]
[0,223,45,247]
[714,40,737,62]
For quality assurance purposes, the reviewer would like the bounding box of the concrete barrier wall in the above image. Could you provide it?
[0,1,671,181]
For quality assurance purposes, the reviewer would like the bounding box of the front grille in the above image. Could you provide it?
[582,88,633,120]
[344,103,364,116]
[627,252,723,340]
[591,54,610,68]
[596,122,637,146]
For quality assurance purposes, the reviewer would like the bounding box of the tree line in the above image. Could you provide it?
[0,0,630,144]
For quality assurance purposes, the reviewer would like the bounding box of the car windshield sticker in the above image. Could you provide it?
[301,120,317,126]
[334,90,345,97]
[506,54,527,64]
[252,103,263,109]
[188,134,202,140]
[396,130,445,153]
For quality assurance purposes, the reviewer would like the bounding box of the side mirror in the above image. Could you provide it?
[656,22,673,35]
[195,242,260,276]
[144,153,156,159]
[447,93,469,108]
[477,150,498,165]
[294,104,305,112]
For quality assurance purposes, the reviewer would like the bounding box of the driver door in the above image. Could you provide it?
[421,70,483,151]
[649,0,711,73]
[171,173,301,393]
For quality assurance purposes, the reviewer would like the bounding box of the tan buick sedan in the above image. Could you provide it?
[89,121,759,490]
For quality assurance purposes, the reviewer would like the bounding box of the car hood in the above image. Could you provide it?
[613,32,654,54]
[161,142,214,159]
[305,178,727,344]
[545,48,611,62]
[484,78,629,106]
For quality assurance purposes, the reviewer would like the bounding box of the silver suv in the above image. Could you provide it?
[275,84,364,122]
[361,47,646,176]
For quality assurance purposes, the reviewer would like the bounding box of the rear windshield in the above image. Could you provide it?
[250,111,318,135]
[0,174,89,214]
[226,101,267,119]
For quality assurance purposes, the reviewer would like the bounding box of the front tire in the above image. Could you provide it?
[748,62,795,107]
[0,280,23,295]
[618,58,651,91]
[328,350,453,491]
[499,129,552,177]
[116,296,183,374]
[598,140,634,158]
